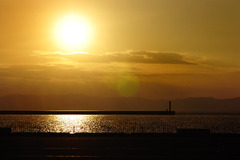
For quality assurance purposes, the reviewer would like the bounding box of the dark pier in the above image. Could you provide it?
[0,110,175,115]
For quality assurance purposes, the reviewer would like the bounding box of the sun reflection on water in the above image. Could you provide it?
[53,115,90,134]
[3,115,240,134]
[57,115,86,122]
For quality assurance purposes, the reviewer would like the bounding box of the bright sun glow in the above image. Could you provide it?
[55,15,92,49]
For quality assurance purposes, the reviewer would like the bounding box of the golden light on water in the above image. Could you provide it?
[58,115,84,121]
[54,115,88,134]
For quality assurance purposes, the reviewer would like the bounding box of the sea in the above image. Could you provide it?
[1,113,240,134]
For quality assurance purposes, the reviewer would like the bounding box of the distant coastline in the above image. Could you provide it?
[1,95,240,112]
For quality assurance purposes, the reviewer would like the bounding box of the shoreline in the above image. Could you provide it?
[1,132,240,159]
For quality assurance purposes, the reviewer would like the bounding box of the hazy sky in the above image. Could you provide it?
[0,0,240,99]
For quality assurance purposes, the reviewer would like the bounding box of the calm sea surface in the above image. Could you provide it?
[1,114,240,134]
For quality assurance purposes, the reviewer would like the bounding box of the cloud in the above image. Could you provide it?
[33,50,88,56]
[32,50,196,64]
[122,51,194,64]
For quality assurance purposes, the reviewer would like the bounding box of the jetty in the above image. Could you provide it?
[0,101,175,115]
[0,110,175,115]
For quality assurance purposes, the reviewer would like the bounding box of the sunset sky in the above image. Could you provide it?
[0,0,240,99]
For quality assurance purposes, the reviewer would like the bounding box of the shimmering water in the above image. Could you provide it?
[0,114,240,134]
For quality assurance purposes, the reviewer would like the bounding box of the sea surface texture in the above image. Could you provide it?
[0,114,239,134]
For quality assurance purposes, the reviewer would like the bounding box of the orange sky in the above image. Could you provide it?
[0,0,240,99]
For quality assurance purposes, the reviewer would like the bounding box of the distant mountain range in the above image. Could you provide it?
[0,95,240,112]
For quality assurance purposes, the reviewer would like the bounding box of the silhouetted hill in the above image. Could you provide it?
[0,95,240,112]
[172,97,240,112]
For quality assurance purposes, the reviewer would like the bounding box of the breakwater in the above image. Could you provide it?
[0,110,175,115]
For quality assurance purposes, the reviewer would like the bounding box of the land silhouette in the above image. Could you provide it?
[0,94,240,112]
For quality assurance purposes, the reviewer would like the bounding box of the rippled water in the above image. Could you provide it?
[0,114,240,134]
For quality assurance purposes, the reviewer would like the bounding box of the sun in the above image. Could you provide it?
[55,15,92,49]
